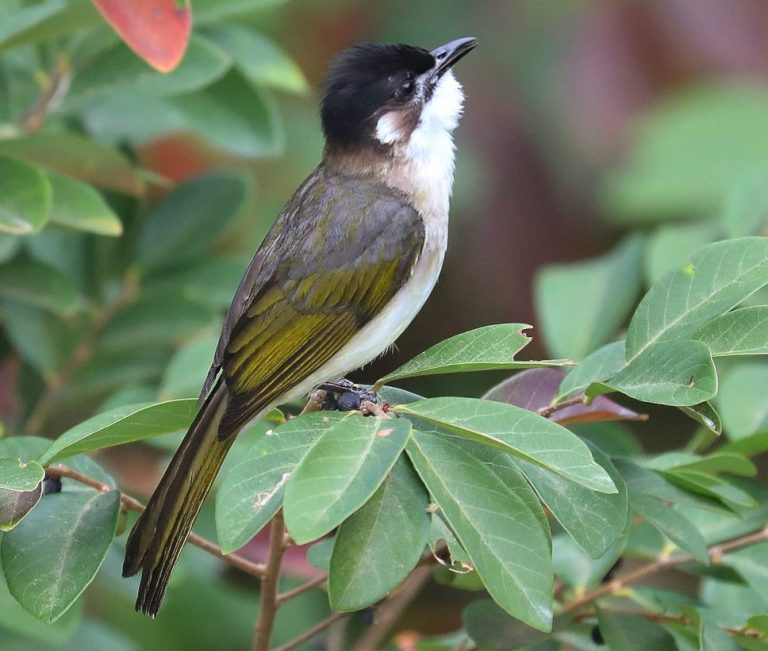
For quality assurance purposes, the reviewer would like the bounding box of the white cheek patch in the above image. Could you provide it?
[375,111,405,144]
[421,70,465,134]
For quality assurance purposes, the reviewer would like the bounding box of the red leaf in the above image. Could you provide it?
[484,368,646,425]
[92,0,192,73]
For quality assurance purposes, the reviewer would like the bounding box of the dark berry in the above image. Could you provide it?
[42,475,62,495]
[591,625,604,645]
[360,608,375,625]
[337,391,361,411]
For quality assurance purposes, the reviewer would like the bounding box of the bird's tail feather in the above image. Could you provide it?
[122,383,235,616]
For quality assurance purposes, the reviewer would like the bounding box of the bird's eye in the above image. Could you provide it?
[398,78,415,99]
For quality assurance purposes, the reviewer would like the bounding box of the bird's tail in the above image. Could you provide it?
[122,383,235,616]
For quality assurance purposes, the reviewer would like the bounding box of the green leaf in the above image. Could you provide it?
[553,533,626,591]
[535,235,644,359]
[646,451,756,477]
[722,172,768,238]
[45,171,122,236]
[602,85,768,219]
[216,411,330,554]
[0,132,144,196]
[515,443,628,558]
[631,492,709,564]
[0,458,44,492]
[306,537,334,571]
[0,572,82,646]
[159,335,218,400]
[599,340,717,406]
[462,599,552,651]
[143,255,248,311]
[718,361,768,439]
[204,25,308,94]
[81,70,284,158]
[376,324,567,386]
[0,0,66,50]
[135,171,248,269]
[680,402,722,435]
[99,293,218,352]
[626,238,768,361]
[1,490,120,622]
[407,430,552,631]
[692,306,768,357]
[0,0,99,52]
[0,156,51,234]
[64,35,231,107]
[557,340,626,400]
[328,458,429,610]
[722,542,768,600]
[662,469,756,511]
[0,255,78,315]
[0,485,43,531]
[283,415,410,544]
[38,399,198,465]
[596,607,677,651]
[396,397,616,493]
[644,221,719,285]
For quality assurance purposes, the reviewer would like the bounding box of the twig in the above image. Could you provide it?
[25,271,140,436]
[19,54,72,132]
[271,612,350,651]
[561,524,768,614]
[351,564,433,651]
[577,609,766,640]
[253,512,288,651]
[538,396,586,419]
[45,464,267,579]
[276,573,327,605]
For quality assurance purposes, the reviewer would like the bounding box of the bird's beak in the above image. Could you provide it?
[430,37,478,79]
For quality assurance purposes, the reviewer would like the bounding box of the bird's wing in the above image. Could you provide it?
[200,166,425,437]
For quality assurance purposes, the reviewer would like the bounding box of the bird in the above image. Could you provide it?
[122,36,477,617]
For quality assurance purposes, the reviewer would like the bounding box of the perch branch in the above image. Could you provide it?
[561,524,768,614]
[253,512,288,651]
[276,573,327,605]
[271,612,350,651]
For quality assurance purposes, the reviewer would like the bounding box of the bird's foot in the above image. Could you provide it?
[306,378,390,417]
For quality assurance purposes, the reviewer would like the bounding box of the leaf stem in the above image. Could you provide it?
[253,511,288,651]
[561,524,768,614]
[538,395,586,419]
[45,464,267,578]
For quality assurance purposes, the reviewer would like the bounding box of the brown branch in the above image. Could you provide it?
[561,525,768,615]
[351,564,433,651]
[45,464,267,579]
[25,271,140,436]
[19,54,72,132]
[253,512,288,651]
[537,395,586,419]
[276,573,327,605]
[271,611,350,651]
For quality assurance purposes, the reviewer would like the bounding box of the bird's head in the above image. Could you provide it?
[320,37,477,158]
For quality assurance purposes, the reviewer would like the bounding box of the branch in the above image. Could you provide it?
[351,564,433,651]
[561,524,768,614]
[18,54,72,132]
[537,395,586,419]
[25,271,140,436]
[253,512,288,651]
[276,573,327,605]
[271,612,349,651]
[45,464,267,579]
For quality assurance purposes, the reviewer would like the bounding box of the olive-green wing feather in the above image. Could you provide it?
[201,164,425,436]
